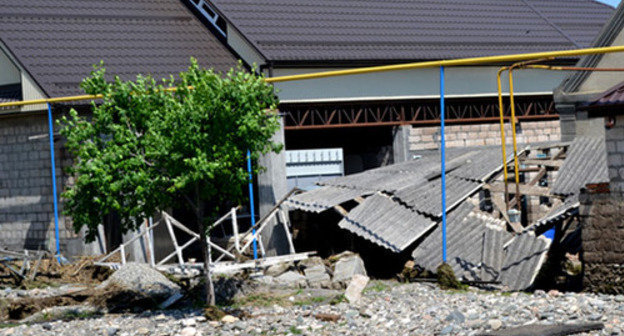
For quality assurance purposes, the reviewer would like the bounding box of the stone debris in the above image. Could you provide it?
[4,281,624,336]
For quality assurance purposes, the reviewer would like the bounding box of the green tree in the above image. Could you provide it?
[60,60,281,305]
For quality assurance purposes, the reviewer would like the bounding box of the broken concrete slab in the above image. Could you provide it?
[21,305,101,323]
[275,271,306,287]
[304,264,331,285]
[344,274,369,304]
[333,254,367,284]
[475,323,604,336]
[298,256,325,269]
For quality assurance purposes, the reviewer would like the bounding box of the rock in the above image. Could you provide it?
[304,265,331,284]
[98,263,181,302]
[180,327,197,336]
[440,325,454,335]
[264,262,292,277]
[446,309,465,324]
[42,323,52,330]
[275,271,306,287]
[344,274,369,304]
[221,315,239,323]
[136,327,150,335]
[105,326,119,336]
[182,318,196,326]
[488,319,503,330]
[333,254,367,283]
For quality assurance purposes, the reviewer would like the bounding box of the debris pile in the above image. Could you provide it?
[253,251,367,289]
[286,138,607,291]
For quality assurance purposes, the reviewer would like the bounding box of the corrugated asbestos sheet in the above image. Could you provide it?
[551,137,609,195]
[499,233,551,291]
[338,194,435,253]
[209,0,612,62]
[412,203,509,282]
[394,176,482,218]
[285,186,372,213]
[0,0,238,97]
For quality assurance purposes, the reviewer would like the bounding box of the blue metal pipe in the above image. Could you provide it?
[440,66,447,263]
[246,149,258,260]
[47,103,61,264]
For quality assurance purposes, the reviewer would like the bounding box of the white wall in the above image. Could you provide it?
[272,66,569,103]
[578,29,624,94]
[227,24,265,70]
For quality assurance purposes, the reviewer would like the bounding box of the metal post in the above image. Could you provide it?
[440,66,447,263]
[246,150,258,260]
[47,103,62,264]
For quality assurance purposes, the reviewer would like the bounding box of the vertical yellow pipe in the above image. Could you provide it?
[507,67,522,209]
[496,68,510,211]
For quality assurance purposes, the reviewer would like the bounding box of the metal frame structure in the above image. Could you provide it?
[3,45,624,265]
[280,95,556,130]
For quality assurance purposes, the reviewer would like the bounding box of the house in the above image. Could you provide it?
[200,0,613,173]
[0,0,239,256]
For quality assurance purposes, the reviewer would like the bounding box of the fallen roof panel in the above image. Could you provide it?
[338,193,435,253]
[394,175,482,217]
[499,232,551,291]
[284,186,371,213]
[551,137,608,195]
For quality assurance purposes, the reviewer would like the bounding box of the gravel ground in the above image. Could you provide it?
[2,281,623,336]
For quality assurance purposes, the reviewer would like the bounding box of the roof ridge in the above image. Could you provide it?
[519,0,581,48]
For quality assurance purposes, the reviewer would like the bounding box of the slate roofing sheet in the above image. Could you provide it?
[412,203,509,281]
[285,186,372,213]
[551,137,609,195]
[499,232,551,291]
[209,0,613,62]
[0,0,238,98]
[394,175,482,218]
[337,193,435,253]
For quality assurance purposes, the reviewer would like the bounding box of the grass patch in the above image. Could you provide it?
[293,296,326,306]
[329,294,346,305]
[230,293,289,309]
[364,281,390,293]
[0,322,18,329]
[288,326,302,335]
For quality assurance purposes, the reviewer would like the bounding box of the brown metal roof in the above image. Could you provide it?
[0,0,239,98]
[587,80,624,108]
[208,0,614,63]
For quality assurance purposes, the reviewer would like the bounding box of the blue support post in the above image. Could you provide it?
[246,150,258,260]
[440,67,447,263]
[47,103,62,264]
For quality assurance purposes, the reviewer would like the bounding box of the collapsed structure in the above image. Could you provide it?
[286,137,607,291]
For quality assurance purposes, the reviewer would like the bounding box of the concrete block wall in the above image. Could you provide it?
[409,120,561,151]
[0,112,85,255]
[580,191,624,294]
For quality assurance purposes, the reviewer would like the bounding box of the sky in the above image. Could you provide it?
[597,0,620,7]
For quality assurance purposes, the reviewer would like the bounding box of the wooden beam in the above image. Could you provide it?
[486,182,553,197]
[522,159,563,168]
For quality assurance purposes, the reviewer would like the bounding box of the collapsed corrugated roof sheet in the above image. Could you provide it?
[395,176,482,218]
[528,195,580,231]
[412,203,510,282]
[209,0,613,62]
[551,137,608,195]
[338,193,435,253]
[0,0,238,98]
[285,186,372,213]
[499,232,551,291]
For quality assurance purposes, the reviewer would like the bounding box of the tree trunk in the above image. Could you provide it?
[196,189,215,306]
